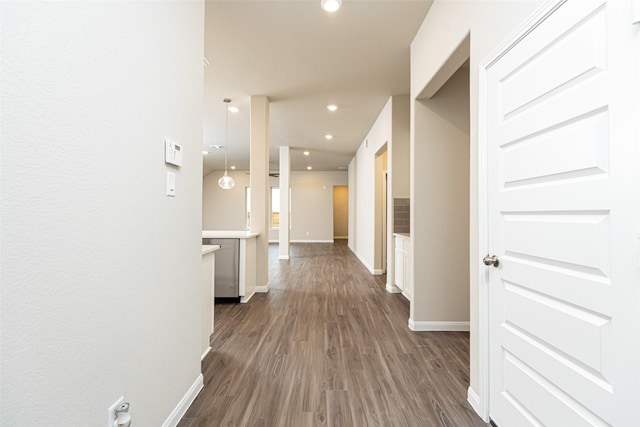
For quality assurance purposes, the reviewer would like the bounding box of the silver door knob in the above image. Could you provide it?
[483,255,499,267]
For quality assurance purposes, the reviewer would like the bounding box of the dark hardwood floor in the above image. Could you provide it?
[179,241,487,427]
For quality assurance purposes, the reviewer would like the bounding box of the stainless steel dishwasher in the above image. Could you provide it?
[202,238,240,302]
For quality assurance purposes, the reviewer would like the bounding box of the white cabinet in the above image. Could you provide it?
[394,238,405,291]
[394,234,412,301]
[404,247,413,301]
[201,245,220,361]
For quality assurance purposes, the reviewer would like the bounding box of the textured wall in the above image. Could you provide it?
[1,2,204,425]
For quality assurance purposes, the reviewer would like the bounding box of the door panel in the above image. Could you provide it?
[487,1,639,426]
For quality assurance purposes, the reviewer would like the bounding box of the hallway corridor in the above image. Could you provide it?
[179,241,486,426]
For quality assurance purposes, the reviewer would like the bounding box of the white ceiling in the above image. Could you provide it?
[202,0,433,176]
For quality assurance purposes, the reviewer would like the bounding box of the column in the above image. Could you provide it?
[279,146,290,259]
[250,95,270,292]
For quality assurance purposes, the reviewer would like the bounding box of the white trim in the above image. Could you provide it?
[255,282,270,293]
[200,346,211,361]
[278,255,290,260]
[240,291,255,303]
[352,249,376,274]
[372,269,384,275]
[467,387,487,422]
[271,239,341,244]
[333,235,348,239]
[476,1,565,423]
[162,374,203,427]
[401,290,412,302]
[477,34,492,427]
[408,319,470,331]
[386,283,402,293]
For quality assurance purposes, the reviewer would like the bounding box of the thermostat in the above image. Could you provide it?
[165,139,183,167]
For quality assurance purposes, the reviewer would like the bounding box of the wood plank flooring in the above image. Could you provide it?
[179,241,487,427]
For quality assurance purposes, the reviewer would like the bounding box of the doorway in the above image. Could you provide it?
[333,186,348,240]
[412,57,470,331]
[374,146,388,274]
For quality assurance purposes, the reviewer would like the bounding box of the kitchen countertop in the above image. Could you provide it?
[202,245,221,255]
[393,233,411,239]
[202,230,260,239]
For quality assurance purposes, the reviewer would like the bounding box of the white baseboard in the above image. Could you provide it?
[240,291,255,303]
[408,319,470,331]
[255,282,270,293]
[372,269,384,275]
[467,387,485,420]
[278,255,290,260]
[351,248,376,275]
[200,346,211,361]
[386,283,402,293]
[401,290,412,302]
[270,240,335,244]
[162,374,203,427]
[333,236,348,239]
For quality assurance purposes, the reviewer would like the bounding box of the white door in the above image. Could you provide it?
[486,1,639,426]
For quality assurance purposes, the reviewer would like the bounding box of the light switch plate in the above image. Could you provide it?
[167,172,176,197]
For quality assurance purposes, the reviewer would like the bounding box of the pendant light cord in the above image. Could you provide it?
[218,98,235,190]
[223,98,230,175]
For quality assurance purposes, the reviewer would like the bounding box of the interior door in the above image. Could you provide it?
[486,1,639,426]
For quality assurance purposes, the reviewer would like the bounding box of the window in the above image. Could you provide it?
[245,187,251,230]
[271,187,280,228]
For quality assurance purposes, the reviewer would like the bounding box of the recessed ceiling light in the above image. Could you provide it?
[230,165,236,170]
[202,150,209,155]
[327,104,338,111]
[210,144,224,149]
[307,166,313,170]
[324,134,333,140]
[321,0,342,12]
[228,106,239,113]
[303,151,310,156]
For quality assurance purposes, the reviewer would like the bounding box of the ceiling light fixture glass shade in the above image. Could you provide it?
[321,0,342,12]
[218,98,235,190]
[218,173,235,190]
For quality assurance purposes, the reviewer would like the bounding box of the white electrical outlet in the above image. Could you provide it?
[107,396,125,427]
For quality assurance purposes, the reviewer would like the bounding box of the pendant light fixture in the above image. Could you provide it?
[218,98,235,190]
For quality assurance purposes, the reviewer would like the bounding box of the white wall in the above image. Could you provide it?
[348,96,409,278]
[202,170,346,242]
[348,161,357,251]
[410,0,544,395]
[350,100,392,273]
[412,66,470,322]
[392,95,410,199]
[202,170,251,230]
[1,2,204,426]
[289,171,347,242]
